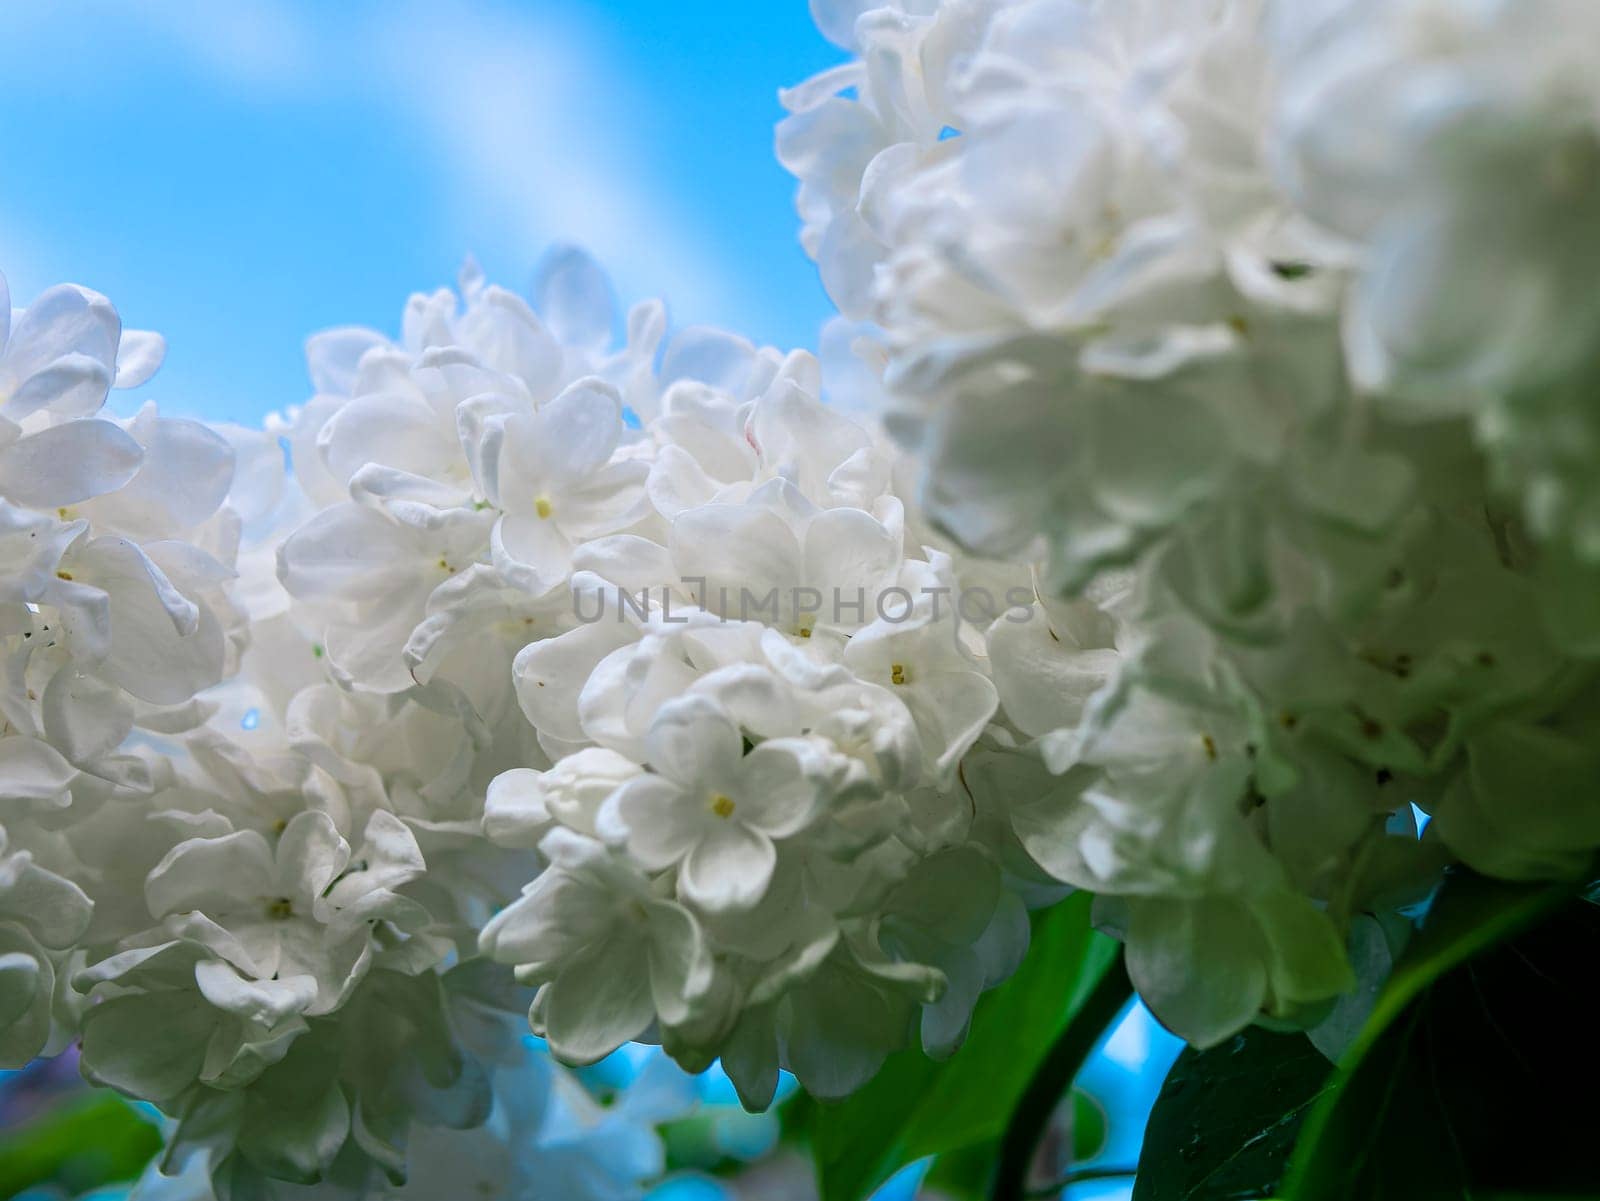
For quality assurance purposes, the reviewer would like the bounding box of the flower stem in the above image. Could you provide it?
[990,950,1133,1201]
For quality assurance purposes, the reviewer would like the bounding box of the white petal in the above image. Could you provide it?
[988,615,1119,741]
[2,285,120,398]
[534,244,616,352]
[317,390,451,487]
[644,897,714,1022]
[99,412,235,534]
[572,534,678,596]
[559,459,649,538]
[808,0,874,49]
[0,419,142,507]
[113,329,166,388]
[321,605,424,695]
[195,959,316,1024]
[669,503,801,619]
[733,740,822,836]
[605,774,703,870]
[680,824,776,911]
[0,736,77,802]
[41,666,134,763]
[514,620,638,744]
[80,992,212,1102]
[277,811,350,910]
[907,671,1000,782]
[75,538,224,704]
[644,695,743,788]
[801,505,901,608]
[325,809,425,908]
[276,503,422,603]
[458,286,562,393]
[305,326,388,395]
[536,377,626,483]
[483,767,553,848]
[493,511,574,594]
[0,950,44,1050]
[542,935,655,1064]
[0,853,92,947]
[1125,896,1267,1048]
[146,830,276,920]
[7,353,114,419]
[648,444,728,519]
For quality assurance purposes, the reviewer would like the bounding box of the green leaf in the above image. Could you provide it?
[1070,1088,1109,1164]
[1281,869,1599,1200]
[1133,1027,1332,1201]
[921,1140,1001,1201]
[0,1089,163,1197]
[661,1115,730,1173]
[808,892,1121,1201]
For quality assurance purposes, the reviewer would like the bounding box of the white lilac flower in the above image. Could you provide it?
[478,827,718,1065]
[0,823,92,1066]
[2,252,1040,1198]
[483,378,650,596]
[595,695,835,912]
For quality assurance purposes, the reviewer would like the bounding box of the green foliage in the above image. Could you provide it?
[802,892,1120,1201]
[1132,869,1600,1201]
[1282,873,1599,1200]
[0,1090,162,1198]
[1133,1027,1331,1201]
[1068,1088,1108,1164]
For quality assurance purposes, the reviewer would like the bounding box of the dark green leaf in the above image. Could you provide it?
[1282,869,1599,1200]
[809,892,1120,1201]
[1133,1027,1331,1201]
[0,1090,162,1197]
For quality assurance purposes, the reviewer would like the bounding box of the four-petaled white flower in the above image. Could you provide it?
[485,377,649,596]
[598,696,829,911]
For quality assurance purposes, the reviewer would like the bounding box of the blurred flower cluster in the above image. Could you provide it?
[781,0,1600,1045]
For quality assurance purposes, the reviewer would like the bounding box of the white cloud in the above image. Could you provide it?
[128,0,320,94]
[369,1,741,321]
[96,0,743,323]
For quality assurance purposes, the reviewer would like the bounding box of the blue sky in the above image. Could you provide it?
[0,1,843,423]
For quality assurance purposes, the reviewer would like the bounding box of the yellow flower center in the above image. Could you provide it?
[710,794,736,819]
[890,663,907,686]
[266,897,295,921]
[535,496,554,519]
